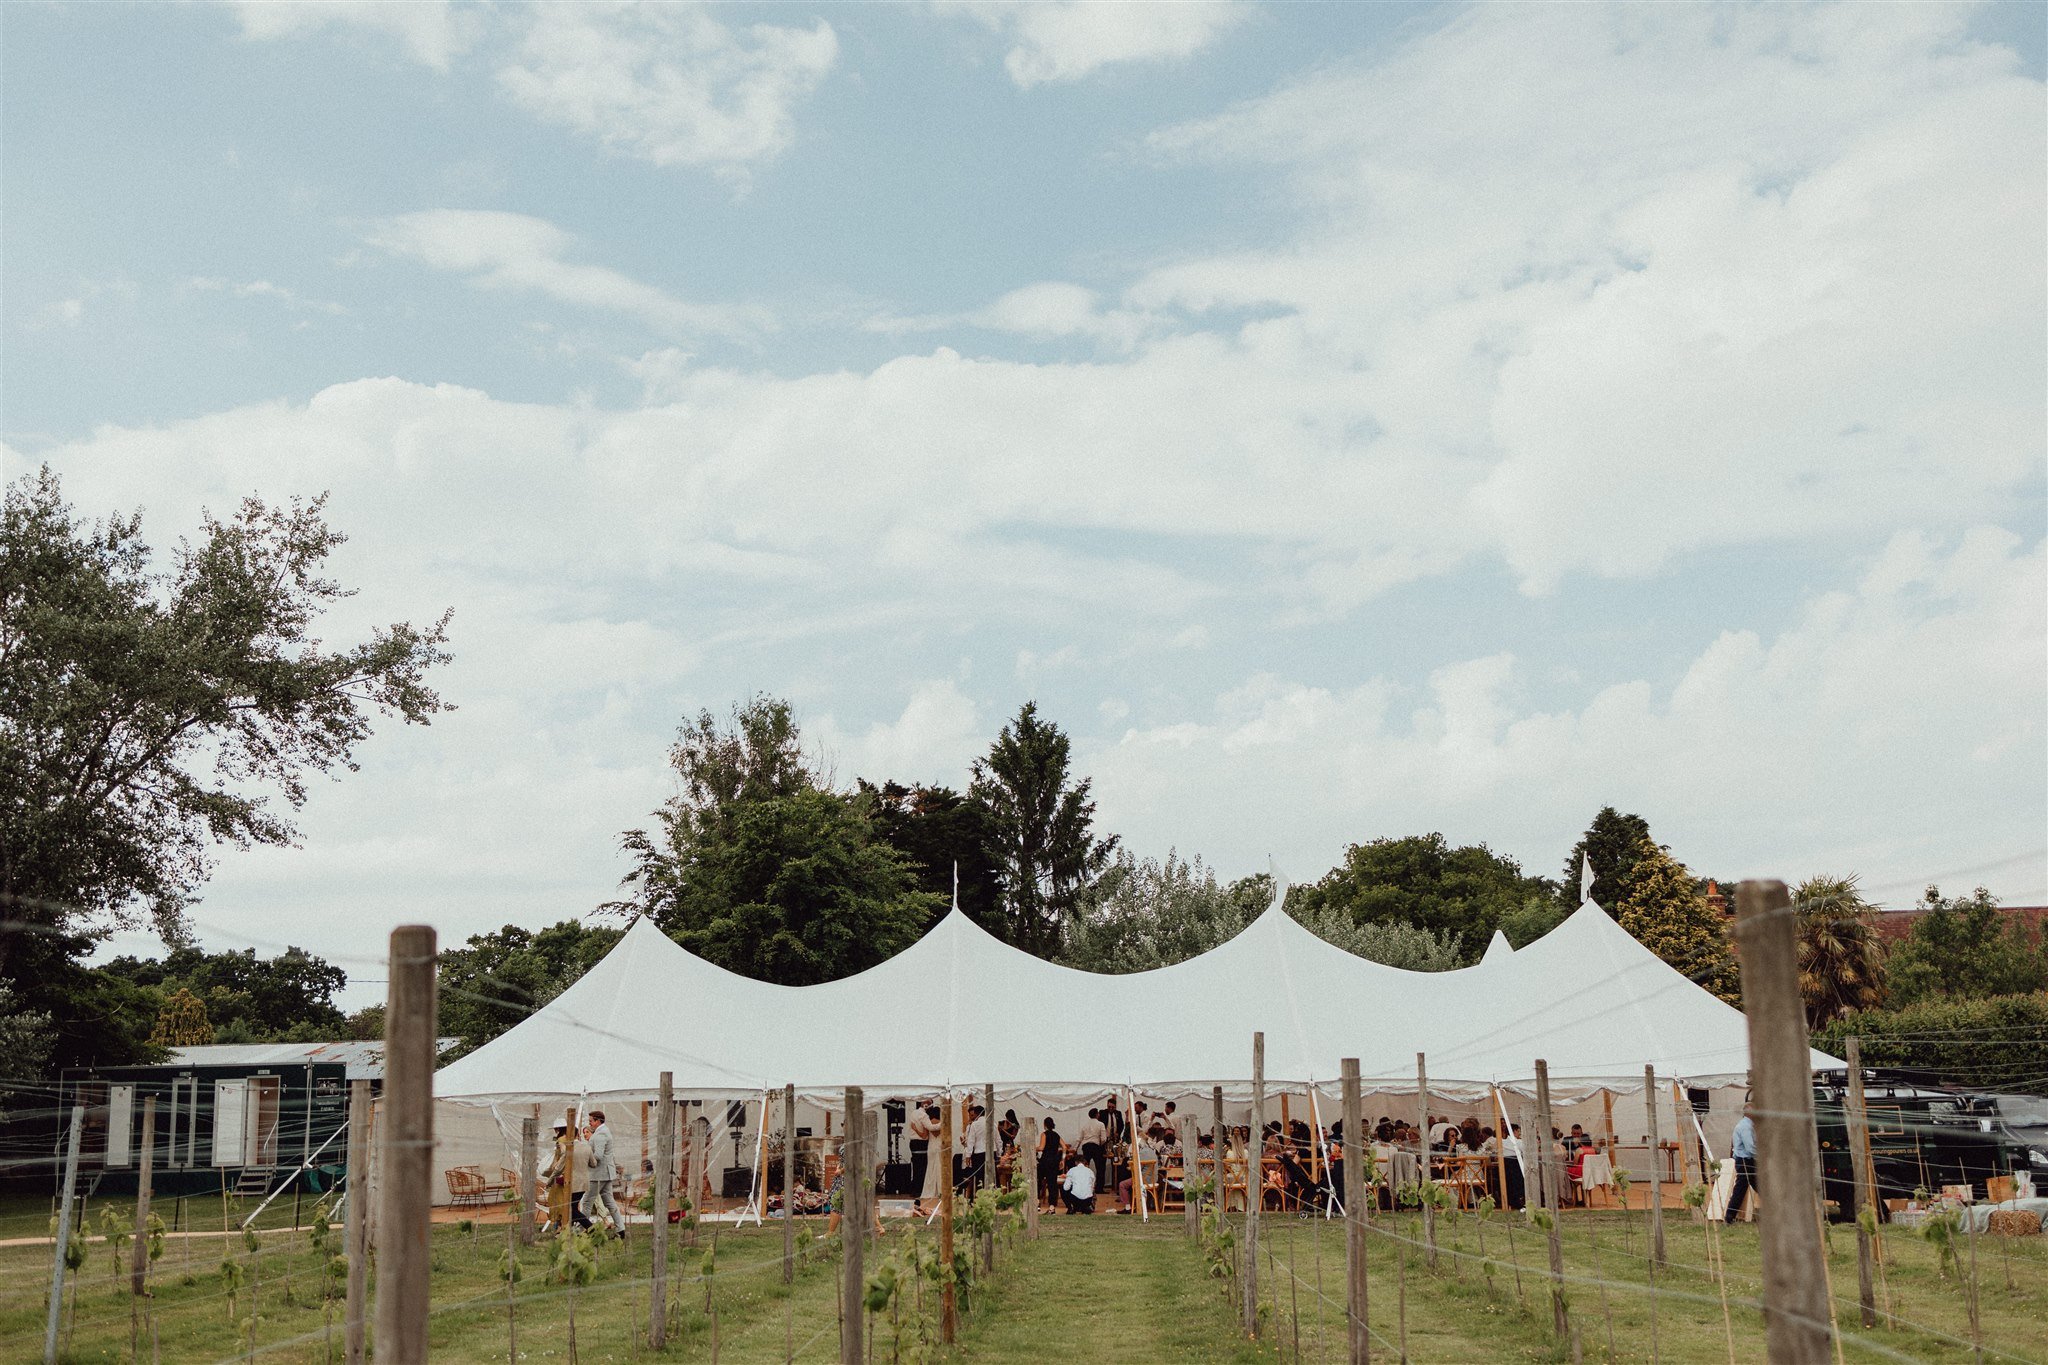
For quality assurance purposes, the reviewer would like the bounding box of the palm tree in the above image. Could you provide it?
[1793,874,1886,1026]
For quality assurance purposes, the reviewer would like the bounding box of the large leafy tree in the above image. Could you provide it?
[1616,840,1740,1003]
[1560,807,1654,913]
[612,698,941,983]
[1,467,451,1066]
[1885,886,2048,1007]
[100,944,348,1042]
[437,920,624,1056]
[1288,832,1552,960]
[1791,874,1887,1027]
[860,781,1000,928]
[969,702,1117,957]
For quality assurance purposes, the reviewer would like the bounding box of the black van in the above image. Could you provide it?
[1811,1072,2031,1220]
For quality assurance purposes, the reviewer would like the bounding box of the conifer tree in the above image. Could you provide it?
[1616,841,1740,1004]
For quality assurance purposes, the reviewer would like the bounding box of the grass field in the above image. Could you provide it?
[3,1193,2043,1361]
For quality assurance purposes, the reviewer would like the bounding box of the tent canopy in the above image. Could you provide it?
[435,893,1835,1106]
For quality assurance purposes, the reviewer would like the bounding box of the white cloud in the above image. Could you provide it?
[1139,3,2043,593]
[814,680,986,788]
[1091,528,2048,906]
[222,0,478,71]
[363,210,769,337]
[187,276,348,315]
[496,4,836,179]
[937,0,1248,87]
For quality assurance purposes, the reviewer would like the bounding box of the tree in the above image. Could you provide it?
[1792,874,1886,1027]
[650,789,940,984]
[0,467,451,1065]
[613,695,823,920]
[1615,840,1740,1003]
[102,944,348,1039]
[150,987,214,1047]
[437,920,624,1056]
[1063,850,1253,974]
[1063,853,1464,974]
[1288,832,1552,961]
[0,985,55,1120]
[1560,807,1654,913]
[1885,886,2048,1008]
[860,781,1000,928]
[610,698,941,983]
[969,702,1117,957]
[1498,895,1567,949]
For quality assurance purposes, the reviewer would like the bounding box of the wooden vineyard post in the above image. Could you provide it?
[983,1082,998,1270]
[651,1072,673,1349]
[1244,1031,1264,1337]
[1182,1116,1201,1238]
[44,1103,82,1365]
[1736,879,1834,1362]
[839,1088,864,1365]
[939,1091,957,1344]
[1844,1038,1878,1328]
[781,1084,797,1283]
[1645,1066,1667,1267]
[344,1079,373,1364]
[1022,1116,1040,1239]
[375,924,436,1364]
[517,1116,538,1247]
[1488,1087,1513,1214]
[1415,1052,1435,1269]
[1211,1085,1226,1220]
[1341,1058,1370,1365]
[131,1096,156,1295]
[1534,1059,1568,1340]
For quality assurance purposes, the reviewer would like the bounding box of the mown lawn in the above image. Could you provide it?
[4,1192,2044,1361]
[1245,1205,2048,1363]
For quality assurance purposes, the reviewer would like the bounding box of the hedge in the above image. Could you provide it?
[1812,992,2048,1095]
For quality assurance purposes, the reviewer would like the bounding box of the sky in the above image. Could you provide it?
[5,1,2044,1006]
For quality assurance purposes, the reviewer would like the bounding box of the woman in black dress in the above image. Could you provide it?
[1035,1117,1066,1210]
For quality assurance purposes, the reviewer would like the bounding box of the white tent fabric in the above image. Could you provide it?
[436,895,1835,1108]
[1479,929,1514,964]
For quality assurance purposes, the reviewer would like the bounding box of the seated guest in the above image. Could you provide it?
[1374,1118,1395,1144]
[1117,1133,1160,1212]
[1061,1155,1097,1214]
[999,1109,1020,1151]
[1460,1117,1482,1149]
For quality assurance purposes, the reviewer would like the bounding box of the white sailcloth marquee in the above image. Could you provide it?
[435,894,1837,1107]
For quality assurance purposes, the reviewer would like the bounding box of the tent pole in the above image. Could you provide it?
[1489,1086,1513,1213]
[1244,1032,1264,1338]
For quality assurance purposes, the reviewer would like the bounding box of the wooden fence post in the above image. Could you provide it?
[518,1116,538,1247]
[1341,1058,1370,1365]
[1211,1085,1226,1222]
[1244,1031,1263,1337]
[1182,1116,1201,1239]
[1416,1052,1435,1269]
[686,1113,707,1245]
[983,1082,998,1271]
[1645,1066,1667,1267]
[1844,1038,1878,1328]
[344,1078,372,1364]
[1736,879,1834,1363]
[939,1092,957,1343]
[131,1096,156,1296]
[839,1087,864,1365]
[651,1072,673,1349]
[1022,1116,1041,1239]
[1534,1059,1568,1340]
[374,924,436,1364]
[43,1103,83,1365]
[782,1084,797,1283]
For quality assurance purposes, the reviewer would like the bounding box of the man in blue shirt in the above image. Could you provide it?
[1721,1104,1757,1222]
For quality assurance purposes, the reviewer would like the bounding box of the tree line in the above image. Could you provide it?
[5,470,2043,1092]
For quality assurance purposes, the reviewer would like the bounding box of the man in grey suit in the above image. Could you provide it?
[582,1110,626,1239]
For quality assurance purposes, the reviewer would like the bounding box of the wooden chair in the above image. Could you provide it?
[1221,1154,1250,1212]
[1160,1156,1186,1211]
[446,1166,488,1208]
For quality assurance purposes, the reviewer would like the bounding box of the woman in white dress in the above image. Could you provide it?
[909,1100,945,1216]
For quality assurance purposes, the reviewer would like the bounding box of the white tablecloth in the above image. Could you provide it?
[1579,1152,1614,1190]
